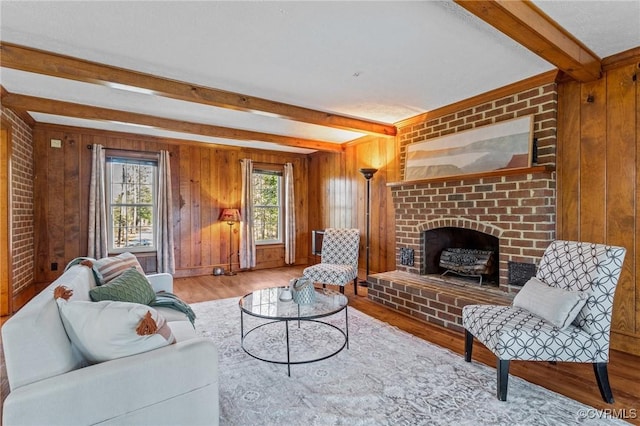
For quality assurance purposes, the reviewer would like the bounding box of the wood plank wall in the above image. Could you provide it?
[557,57,640,355]
[307,136,399,276]
[32,124,309,284]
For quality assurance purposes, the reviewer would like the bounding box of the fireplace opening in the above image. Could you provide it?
[422,227,499,285]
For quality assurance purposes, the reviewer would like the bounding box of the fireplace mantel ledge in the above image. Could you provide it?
[387,165,554,188]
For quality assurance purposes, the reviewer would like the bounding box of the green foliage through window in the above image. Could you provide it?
[107,158,157,251]
[252,171,282,243]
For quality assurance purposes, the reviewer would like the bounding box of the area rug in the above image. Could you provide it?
[191,298,626,426]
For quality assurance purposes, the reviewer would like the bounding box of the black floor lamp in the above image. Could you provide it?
[359,168,378,287]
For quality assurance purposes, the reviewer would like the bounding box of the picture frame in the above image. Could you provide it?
[404,115,534,181]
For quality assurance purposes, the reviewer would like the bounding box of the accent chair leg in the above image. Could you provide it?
[497,359,509,401]
[593,362,615,403]
[464,330,473,362]
[353,278,358,296]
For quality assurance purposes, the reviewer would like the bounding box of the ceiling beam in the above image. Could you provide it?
[0,42,396,137]
[455,0,602,82]
[0,92,344,152]
[0,85,35,127]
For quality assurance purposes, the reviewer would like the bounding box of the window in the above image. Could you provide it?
[252,168,283,244]
[106,155,157,253]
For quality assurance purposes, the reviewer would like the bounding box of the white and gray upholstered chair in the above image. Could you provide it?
[463,240,626,403]
[303,228,361,295]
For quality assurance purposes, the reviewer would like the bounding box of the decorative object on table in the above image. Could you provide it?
[290,277,316,305]
[219,208,241,276]
[405,115,533,181]
[279,286,293,302]
[359,167,378,287]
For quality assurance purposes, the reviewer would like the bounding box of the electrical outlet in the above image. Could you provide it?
[50,139,62,148]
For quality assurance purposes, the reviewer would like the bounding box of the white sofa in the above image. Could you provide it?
[2,264,219,426]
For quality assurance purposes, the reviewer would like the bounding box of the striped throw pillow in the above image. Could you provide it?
[93,252,145,285]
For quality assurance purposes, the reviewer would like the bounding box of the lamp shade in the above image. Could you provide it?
[359,168,378,180]
[219,208,241,223]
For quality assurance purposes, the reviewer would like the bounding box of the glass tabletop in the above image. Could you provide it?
[239,286,348,320]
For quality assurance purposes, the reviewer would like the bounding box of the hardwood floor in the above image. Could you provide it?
[1,266,638,424]
[175,266,640,425]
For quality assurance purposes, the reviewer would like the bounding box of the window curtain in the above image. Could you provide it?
[87,144,108,258]
[156,150,175,274]
[239,159,256,269]
[284,162,296,264]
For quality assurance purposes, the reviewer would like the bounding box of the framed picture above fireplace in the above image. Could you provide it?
[404,115,533,181]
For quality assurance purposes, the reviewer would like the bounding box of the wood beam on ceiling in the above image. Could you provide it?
[455,0,602,83]
[0,92,344,152]
[0,42,396,137]
[0,85,35,127]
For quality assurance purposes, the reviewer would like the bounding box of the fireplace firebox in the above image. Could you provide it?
[423,227,499,285]
[439,248,495,285]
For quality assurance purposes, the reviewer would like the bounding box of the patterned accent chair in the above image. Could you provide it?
[303,228,361,295]
[462,240,626,403]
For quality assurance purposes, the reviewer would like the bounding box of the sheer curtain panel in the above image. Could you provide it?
[239,159,256,269]
[284,162,296,264]
[156,150,175,273]
[88,144,108,258]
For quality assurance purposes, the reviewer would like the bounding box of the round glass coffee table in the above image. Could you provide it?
[239,286,349,376]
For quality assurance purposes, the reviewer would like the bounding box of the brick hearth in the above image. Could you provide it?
[367,271,513,333]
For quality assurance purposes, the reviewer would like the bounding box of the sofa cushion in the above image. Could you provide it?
[93,252,145,285]
[512,276,589,329]
[155,306,191,322]
[56,298,175,363]
[166,320,198,342]
[89,267,157,305]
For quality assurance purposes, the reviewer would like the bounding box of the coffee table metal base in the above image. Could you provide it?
[240,308,349,376]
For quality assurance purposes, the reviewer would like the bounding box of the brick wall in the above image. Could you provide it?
[398,82,557,170]
[392,82,558,293]
[1,107,34,296]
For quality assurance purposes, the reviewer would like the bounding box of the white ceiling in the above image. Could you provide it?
[1,1,639,154]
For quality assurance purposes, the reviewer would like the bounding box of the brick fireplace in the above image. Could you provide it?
[366,168,556,331]
[367,80,558,332]
[392,168,556,292]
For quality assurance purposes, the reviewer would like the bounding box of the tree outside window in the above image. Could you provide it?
[252,170,282,244]
[107,157,157,252]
